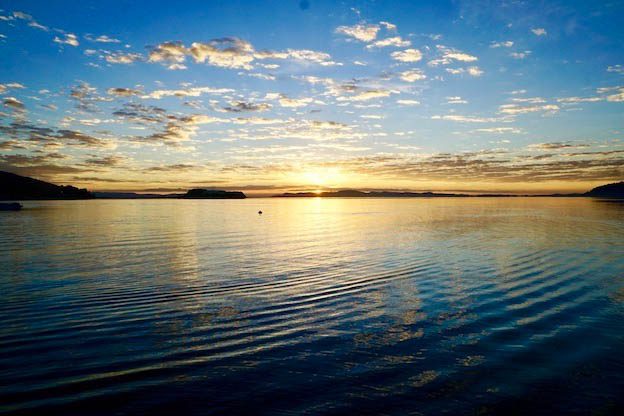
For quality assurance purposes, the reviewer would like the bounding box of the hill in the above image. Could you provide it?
[585,181,624,198]
[0,171,94,200]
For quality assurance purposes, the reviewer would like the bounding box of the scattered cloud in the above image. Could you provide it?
[399,69,426,82]
[53,33,79,47]
[335,24,380,42]
[391,48,423,63]
[531,28,547,36]
[490,41,513,48]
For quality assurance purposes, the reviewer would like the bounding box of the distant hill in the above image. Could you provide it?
[276,190,468,198]
[182,188,246,199]
[585,182,624,198]
[0,171,93,200]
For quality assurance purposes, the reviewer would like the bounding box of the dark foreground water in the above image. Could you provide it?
[1,198,623,415]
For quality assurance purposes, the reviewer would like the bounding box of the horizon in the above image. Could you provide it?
[1,1,623,194]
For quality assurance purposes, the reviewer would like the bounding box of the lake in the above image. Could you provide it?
[1,198,623,415]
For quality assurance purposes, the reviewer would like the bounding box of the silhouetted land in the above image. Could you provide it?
[0,171,93,200]
[181,189,246,199]
[2,170,622,200]
[584,181,624,198]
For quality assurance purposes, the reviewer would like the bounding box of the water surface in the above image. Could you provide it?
[1,198,623,415]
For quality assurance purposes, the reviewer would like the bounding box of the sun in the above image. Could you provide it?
[300,168,344,188]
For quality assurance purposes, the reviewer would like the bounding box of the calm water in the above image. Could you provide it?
[1,198,623,415]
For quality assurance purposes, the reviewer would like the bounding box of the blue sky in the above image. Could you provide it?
[0,0,623,193]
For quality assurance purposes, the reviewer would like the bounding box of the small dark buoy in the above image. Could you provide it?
[258,210,263,215]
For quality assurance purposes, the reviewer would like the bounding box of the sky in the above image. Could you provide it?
[0,0,623,195]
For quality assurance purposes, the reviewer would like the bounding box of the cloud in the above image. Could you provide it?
[445,66,483,77]
[428,45,478,66]
[607,65,624,74]
[335,24,380,42]
[113,103,169,124]
[391,49,423,63]
[141,86,233,99]
[70,82,112,112]
[557,96,602,104]
[531,28,547,36]
[53,33,79,47]
[474,127,521,133]
[399,69,426,82]
[223,101,272,112]
[509,51,531,59]
[105,52,142,64]
[107,87,142,97]
[432,114,505,123]
[379,21,397,31]
[446,96,468,104]
[0,83,26,94]
[86,34,121,43]
[3,97,25,110]
[490,41,514,48]
[527,142,589,151]
[143,163,199,172]
[366,36,410,49]
[397,99,420,105]
[336,89,393,102]
[278,95,314,107]
[498,103,559,115]
[148,38,337,70]
[148,41,188,65]
[82,155,125,167]
[189,37,255,69]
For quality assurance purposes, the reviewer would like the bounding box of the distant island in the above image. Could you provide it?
[1,170,622,200]
[182,189,246,199]
[276,190,468,198]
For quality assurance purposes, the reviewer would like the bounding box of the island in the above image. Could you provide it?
[181,188,246,199]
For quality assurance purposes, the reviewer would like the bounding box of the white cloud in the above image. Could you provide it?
[446,96,468,104]
[379,21,397,31]
[53,33,79,47]
[510,51,531,59]
[399,69,426,82]
[148,39,336,70]
[337,89,393,102]
[607,65,624,74]
[335,24,380,42]
[490,41,514,48]
[445,66,483,77]
[278,96,313,107]
[467,66,484,77]
[428,45,478,66]
[498,103,559,115]
[86,34,121,43]
[105,52,142,64]
[397,99,420,105]
[366,36,410,49]
[391,48,423,63]
[142,86,234,99]
[432,114,504,123]
[531,28,547,36]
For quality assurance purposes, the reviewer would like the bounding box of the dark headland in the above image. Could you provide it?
[1,170,622,200]
[0,170,93,200]
[0,171,247,200]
